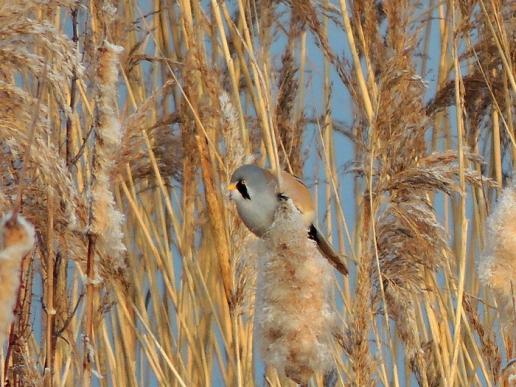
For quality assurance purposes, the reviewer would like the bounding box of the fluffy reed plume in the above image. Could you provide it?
[119,80,183,184]
[375,195,449,386]
[478,186,516,327]
[341,14,436,385]
[0,0,81,110]
[220,91,246,174]
[274,18,304,175]
[370,86,491,386]
[255,199,335,385]
[341,1,490,382]
[0,213,35,347]
[501,358,516,386]
[91,40,126,272]
[0,0,82,210]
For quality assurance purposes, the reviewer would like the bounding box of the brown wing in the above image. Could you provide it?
[265,169,315,225]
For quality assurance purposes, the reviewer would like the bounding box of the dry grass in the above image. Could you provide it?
[0,0,514,386]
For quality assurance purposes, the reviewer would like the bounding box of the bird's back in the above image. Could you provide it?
[268,170,315,226]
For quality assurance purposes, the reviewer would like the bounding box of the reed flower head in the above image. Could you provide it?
[0,213,35,347]
[255,199,335,384]
[91,40,126,273]
[479,186,516,326]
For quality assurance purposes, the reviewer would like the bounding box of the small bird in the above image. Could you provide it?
[228,164,348,275]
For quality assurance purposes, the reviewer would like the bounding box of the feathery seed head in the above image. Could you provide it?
[479,187,516,327]
[255,199,335,384]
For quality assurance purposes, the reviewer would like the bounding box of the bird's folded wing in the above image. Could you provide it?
[309,224,349,276]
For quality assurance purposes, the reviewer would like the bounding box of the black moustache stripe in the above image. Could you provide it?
[236,180,251,200]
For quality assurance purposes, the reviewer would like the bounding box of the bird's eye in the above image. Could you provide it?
[236,180,251,200]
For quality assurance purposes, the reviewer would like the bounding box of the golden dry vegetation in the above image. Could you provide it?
[0,0,514,386]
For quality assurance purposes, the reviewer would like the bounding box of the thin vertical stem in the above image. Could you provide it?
[338,0,374,125]
[44,191,55,387]
[449,2,469,385]
[83,232,97,386]
[66,7,78,166]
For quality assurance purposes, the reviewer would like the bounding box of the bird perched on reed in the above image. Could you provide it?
[228,164,348,275]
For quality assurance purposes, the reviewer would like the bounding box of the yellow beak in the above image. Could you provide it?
[228,182,237,191]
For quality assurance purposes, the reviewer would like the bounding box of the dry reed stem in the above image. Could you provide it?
[463,295,501,383]
[346,198,375,387]
[196,132,234,308]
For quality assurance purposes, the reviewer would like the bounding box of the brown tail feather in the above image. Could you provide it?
[309,225,349,276]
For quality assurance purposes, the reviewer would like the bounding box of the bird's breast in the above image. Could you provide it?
[235,197,276,237]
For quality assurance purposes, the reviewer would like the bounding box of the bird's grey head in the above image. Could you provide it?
[228,164,277,236]
[229,164,274,201]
